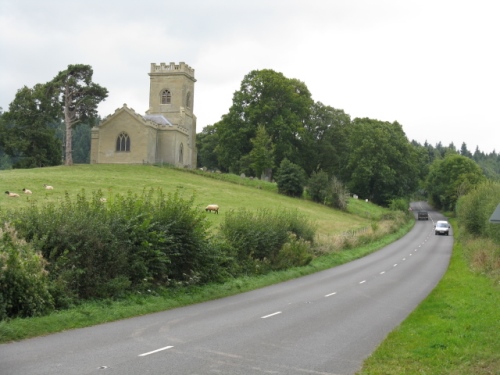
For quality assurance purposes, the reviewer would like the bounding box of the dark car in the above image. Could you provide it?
[417,211,429,220]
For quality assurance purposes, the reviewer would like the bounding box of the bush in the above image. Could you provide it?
[218,208,316,274]
[307,171,330,203]
[389,198,411,216]
[0,224,53,320]
[325,176,350,211]
[275,158,306,197]
[456,181,500,243]
[5,189,214,303]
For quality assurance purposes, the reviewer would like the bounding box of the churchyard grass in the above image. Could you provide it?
[0,164,375,236]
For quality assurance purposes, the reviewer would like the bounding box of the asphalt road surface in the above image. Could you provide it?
[0,202,453,375]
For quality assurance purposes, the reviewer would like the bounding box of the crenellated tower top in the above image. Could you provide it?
[149,62,195,81]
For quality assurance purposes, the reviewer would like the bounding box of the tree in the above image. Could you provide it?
[275,158,307,197]
[196,124,220,170]
[1,85,62,168]
[215,69,313,174]
[307,170,330,203]
[47,65,108,165]
[426,153,485,210]
[342,118,420,206]
[249,125,275,179]
[301,102,351,177]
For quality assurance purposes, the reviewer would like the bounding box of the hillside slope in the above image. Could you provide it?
[1,164,378,237]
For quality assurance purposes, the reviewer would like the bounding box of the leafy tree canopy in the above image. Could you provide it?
[275,158,307,197]
[1,84,62,168]
[249,125,275,179]
[343,118,420,206]
[214,69,313,174]
[47,64,108,165]
[426,153,485,210]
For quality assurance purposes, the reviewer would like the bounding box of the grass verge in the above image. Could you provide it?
[0,219,414,343]
[357,219,500,375]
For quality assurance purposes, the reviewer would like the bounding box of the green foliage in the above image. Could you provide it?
[214,69,313,174]
[301,103,351,177]
[307,170,330,203]
[389,198,411,215]
[249,125,275,178]
[325,176,350,210]
[6,189,214,302]
[456,181,500,243]
[218,208,315,273]
[273,234,313,270]
[47,64,108,165]
[426,153,485,210]
[344,118,420,206]
[275,158,307,197]
[1,84,62,168]
[196,124,220,170]
[0,224,53,319]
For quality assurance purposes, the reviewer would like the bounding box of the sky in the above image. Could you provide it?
[1,0,498,154]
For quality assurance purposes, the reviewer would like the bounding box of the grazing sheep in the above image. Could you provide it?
[100,197,107,203]
[5,191,20,197]
[44,184,54,190]
[205,204,219,214]
[23,188,32,194]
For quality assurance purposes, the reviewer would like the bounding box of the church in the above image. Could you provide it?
[90,61,197,168]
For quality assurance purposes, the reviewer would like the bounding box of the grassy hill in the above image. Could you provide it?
[1,164,382,239]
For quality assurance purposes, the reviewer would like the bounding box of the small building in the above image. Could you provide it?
[90,61,197,168]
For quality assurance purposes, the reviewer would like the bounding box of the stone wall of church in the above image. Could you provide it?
[91,111,157,164]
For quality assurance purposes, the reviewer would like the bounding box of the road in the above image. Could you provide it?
[0,203,452,375]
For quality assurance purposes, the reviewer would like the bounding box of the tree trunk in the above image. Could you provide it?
[64,107,73,166]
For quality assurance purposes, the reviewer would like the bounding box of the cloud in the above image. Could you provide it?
[1,0,498,153]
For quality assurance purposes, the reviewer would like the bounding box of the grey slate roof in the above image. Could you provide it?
[143,114,173,126]
[489,203,500,223]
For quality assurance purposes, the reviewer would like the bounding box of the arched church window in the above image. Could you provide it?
[179,143,184,164]
[186,92,191,109]
[161,89,171,104]
[116,132,130,152]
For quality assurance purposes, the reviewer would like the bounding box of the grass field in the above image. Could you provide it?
[1,164,379,238]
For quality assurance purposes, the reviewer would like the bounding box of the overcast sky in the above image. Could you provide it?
[1,0,498,153]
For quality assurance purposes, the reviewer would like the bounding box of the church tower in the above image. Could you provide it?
[147,62,197,167]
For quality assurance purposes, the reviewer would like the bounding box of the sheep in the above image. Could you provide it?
[5,191,20,197]
[44,184,54,190]
[100,197,107,203]
[205,204,219,214]
[23,188,32,194]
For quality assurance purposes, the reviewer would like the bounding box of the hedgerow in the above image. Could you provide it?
[0,189,317,319]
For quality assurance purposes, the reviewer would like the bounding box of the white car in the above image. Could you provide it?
[435,220,451,235]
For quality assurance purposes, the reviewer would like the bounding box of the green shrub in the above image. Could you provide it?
[389,198,410,215]
[325,176,350,211]
[307,171,330,203]
[273,234,313,270]
[0,224,53,320]
[275,159,307,197]
[456,181,500,243]
[5,189,214,302]
[218,208,315,274]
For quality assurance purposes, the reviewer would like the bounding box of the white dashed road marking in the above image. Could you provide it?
[139,346,174,357]
[261,311,282,319]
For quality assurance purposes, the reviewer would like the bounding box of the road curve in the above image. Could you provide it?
[0,202,452,375]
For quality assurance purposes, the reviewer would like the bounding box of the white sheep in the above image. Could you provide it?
[5,191,20,197]
[100,197,107,203]
[23,188,32,194]
[205,204,219,214]
[44,184,54,190]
